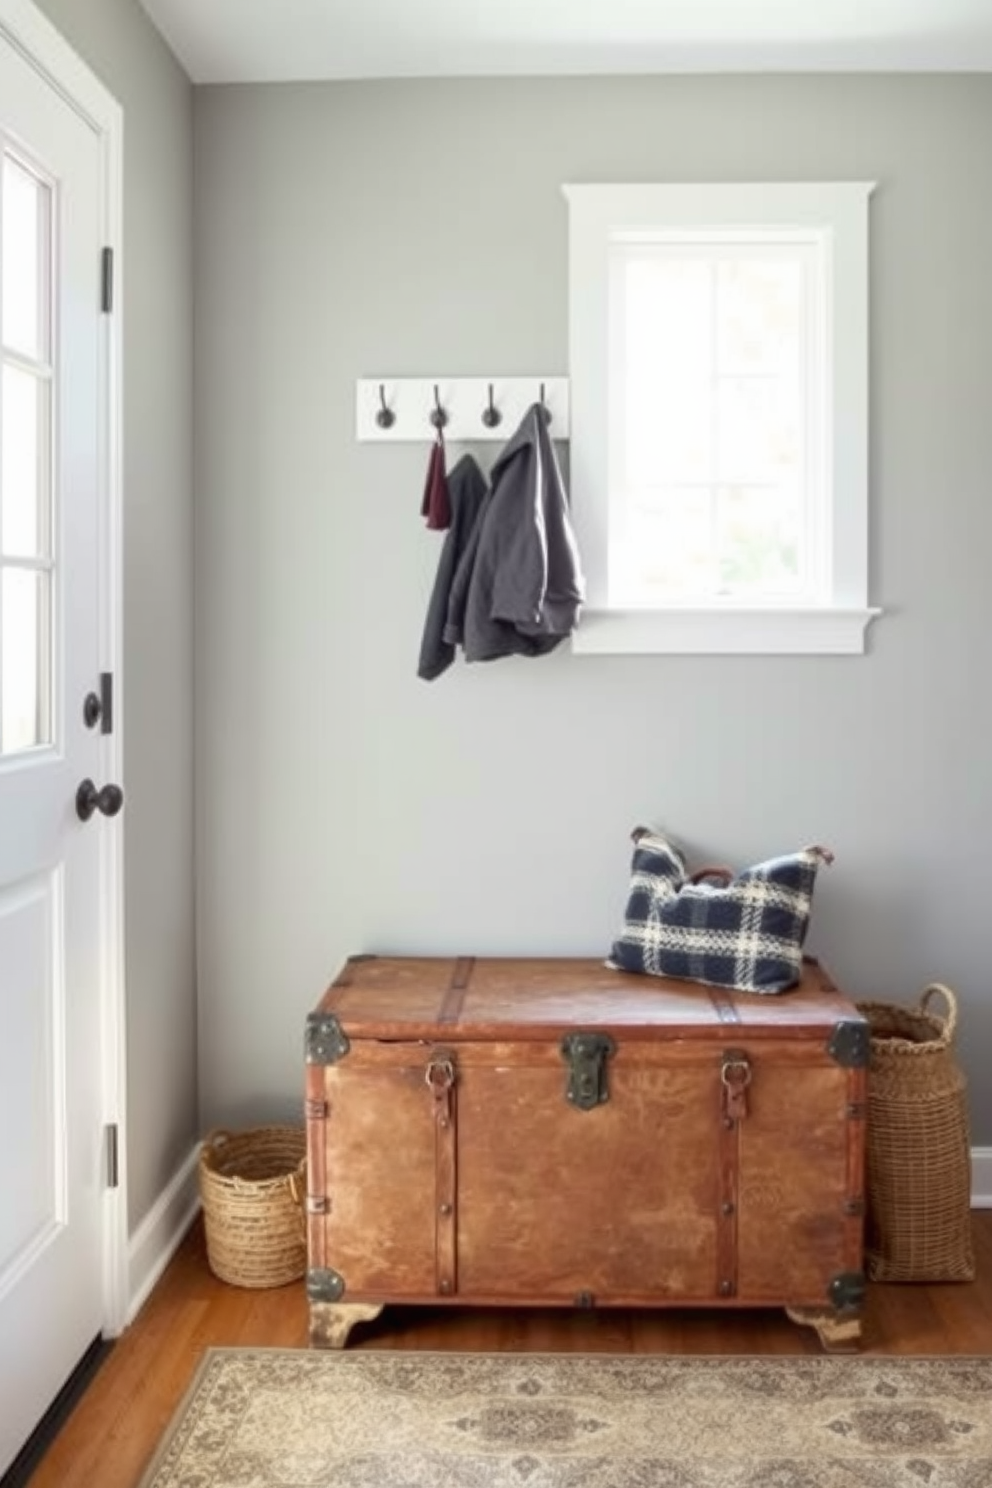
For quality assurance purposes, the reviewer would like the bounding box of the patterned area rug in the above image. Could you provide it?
[139,1349,992,1487]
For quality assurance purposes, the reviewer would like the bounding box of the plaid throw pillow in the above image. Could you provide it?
[609,830,833,994]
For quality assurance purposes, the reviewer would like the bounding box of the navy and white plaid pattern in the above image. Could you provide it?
[609,832,830,994]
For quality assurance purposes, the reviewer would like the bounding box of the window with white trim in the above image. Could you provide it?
[564,183,880,654]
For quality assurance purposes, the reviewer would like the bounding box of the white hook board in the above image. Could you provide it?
[356,377,570,442]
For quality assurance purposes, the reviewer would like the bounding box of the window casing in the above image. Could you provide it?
[564,182,880,654]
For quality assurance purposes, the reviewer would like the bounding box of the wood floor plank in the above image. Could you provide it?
[20,1212,992,1488]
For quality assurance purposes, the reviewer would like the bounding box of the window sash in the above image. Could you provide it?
[563,182,875,653]
[607,237,826,607]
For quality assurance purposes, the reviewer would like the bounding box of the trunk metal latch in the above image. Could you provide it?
[721,1050,752,1122]
[560,1032,616,1111]
[426,1049,457,1126]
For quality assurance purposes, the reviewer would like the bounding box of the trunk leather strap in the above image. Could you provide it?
[427,1048,458,1296]
[717,1050,751,1297]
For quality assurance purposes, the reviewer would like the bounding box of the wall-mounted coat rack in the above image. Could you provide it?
[356,377,570,443]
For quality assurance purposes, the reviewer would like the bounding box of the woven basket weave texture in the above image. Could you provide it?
[857,984,974,1283]
[199,1126,306,1288]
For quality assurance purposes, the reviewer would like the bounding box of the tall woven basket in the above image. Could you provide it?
[199,1126,307,1288]
[857,984,974,1282]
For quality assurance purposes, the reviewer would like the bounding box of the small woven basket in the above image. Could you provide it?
[857,984,974,1282]
[198,1126,307,1288]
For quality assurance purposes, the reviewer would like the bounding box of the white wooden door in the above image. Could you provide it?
[0,19,120,1475]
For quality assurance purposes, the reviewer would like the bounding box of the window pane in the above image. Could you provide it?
[614,244,812,603]
[1,363,50,558]
[717,258,802,375]
[1,567,52,753]
[717,376,802,487]
[717,486,802,596]
[625,257,712,379]
[622,257,713,486]
[618,487,716,599]
[2,156,49,362]
[625,380,712,486]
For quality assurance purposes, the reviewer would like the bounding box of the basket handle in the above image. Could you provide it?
[202,1128,233,1151]
[287,1161,307,1242]
[919,982,958,1041]
[689,866,734,887]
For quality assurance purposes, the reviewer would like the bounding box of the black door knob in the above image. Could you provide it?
[76,779,124,822]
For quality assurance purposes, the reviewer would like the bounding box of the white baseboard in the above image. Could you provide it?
[126,1143,201,1323]
[972,1146,992,1209]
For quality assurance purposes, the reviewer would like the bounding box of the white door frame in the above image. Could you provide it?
[0,0,126,1333]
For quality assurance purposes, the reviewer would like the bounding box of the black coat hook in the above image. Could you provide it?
[375,384,395,429]
[429,384,448,430]
[481,383,502,429]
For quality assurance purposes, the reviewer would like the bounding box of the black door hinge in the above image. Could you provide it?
[105,1123,120,1189]
[101,247,114,313]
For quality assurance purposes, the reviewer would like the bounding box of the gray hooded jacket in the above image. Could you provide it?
[443,404,584,662]
[418,454,488,681]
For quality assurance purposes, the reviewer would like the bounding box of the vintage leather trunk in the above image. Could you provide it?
[304,955,868,1349]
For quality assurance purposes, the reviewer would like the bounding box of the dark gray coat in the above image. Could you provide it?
[443,405,584,662]
[418,455,488,681]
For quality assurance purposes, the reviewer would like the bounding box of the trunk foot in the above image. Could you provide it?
[309,1301,384,1349]
[785,1304,862,1352]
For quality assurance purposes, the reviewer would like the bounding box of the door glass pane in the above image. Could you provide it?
[1,567,51,753]
[2,363,50,558]
[2,155,50,362]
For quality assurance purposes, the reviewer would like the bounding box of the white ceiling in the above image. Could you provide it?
[139,0,992,84]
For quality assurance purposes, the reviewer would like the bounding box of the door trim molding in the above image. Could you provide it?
[972,1147,992,1210]
[0,0,126,1334]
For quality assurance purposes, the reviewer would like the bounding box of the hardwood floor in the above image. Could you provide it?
[20,1212,992,1488]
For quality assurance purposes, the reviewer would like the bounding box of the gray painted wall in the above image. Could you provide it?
[194,76,992,1137]
[35,0,196,1230]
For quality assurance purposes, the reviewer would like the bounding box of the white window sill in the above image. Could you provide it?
[571,606,882,656]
